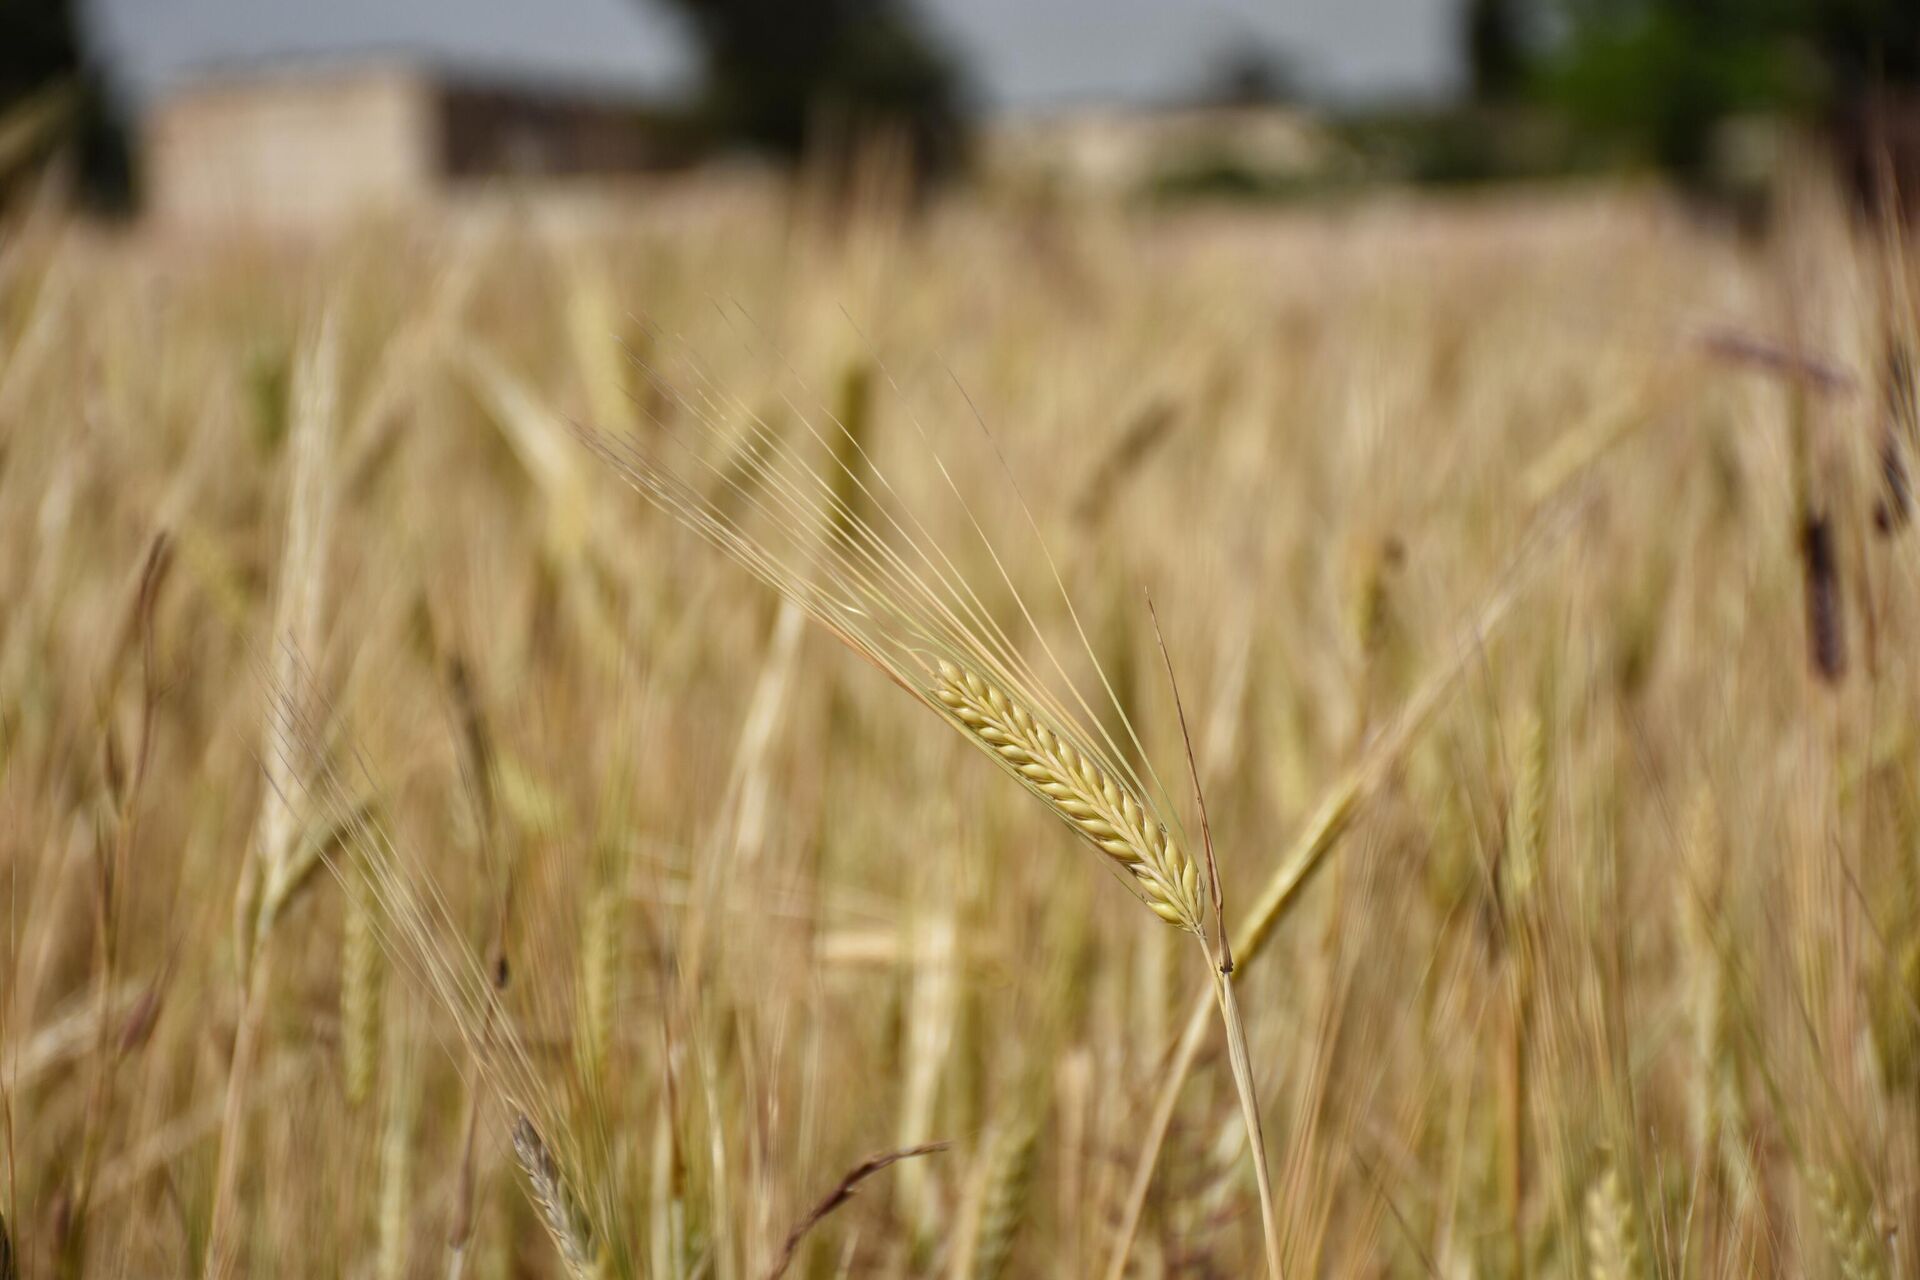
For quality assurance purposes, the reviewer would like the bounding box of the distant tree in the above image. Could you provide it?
[0,0,129,207]
[1804,0,1920,87]
[1197,42,1298,108]
[1464,0,1529,101]
[1464,0,1920,176]
[1540,1,1814,171]
[648,0,969,182]
[0,0,82,100]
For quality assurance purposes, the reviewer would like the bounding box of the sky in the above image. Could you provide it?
[90,0,1463,112]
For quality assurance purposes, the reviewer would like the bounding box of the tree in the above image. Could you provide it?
[1,0,84,101]
[0,0,129,207]
[1465,0,1529,101]
[650,0,968,182]
[1196,41,1298,109]
[1466,0,1920,177]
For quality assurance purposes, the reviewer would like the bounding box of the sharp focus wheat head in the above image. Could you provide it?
[931,657,1202,930]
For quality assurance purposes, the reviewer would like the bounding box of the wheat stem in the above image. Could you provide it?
[1105,529,1546,1278]
[1212,965,1284,1278]
[342,884,381,1109]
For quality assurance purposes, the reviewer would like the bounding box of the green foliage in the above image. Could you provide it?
[1472,0,1919,178]
[646,0,969,182]
[1535,1,1821,172]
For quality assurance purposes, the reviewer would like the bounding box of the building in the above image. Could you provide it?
[985,105,1330,199]
[144,60,685,230]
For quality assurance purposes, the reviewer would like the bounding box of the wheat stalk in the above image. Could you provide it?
[377,1015,415,1280]
[1676,788,1758,1210]
[206,308,341,1280]
[1103,522,1551,1278]
[251,661,589,1280]
[766,1142,950,1280]
[648,1088,693,1280]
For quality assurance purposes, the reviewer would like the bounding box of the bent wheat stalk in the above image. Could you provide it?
[935,655,1280,1269]
[1102,504,1563,1279]
[255,662,603,1280]
[567,334,1282,1271]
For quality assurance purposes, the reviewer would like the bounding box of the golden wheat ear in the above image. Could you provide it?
[1584,1164,1643,1280]
[931,657,1202,930]
[513,1114,600,1279]
[572,334,1201,928]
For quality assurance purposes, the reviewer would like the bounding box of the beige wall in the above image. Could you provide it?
[145,67,437,232]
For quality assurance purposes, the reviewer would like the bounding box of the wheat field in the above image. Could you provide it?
[2,172,1918,1277]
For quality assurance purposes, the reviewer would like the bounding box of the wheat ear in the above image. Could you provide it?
[1584,1165,1641,1280]
[341,883,381,1108]
[1503,706,1545,906]
[936,651,1280,1271]
[1811,1169,1889,1280]
[1678,788,1755,1203]
[578,884,619,1089]
[931,658,1202,930]
[968,1116,1038,1280]
[206,309,340,1280]
[512,1114,598,1279]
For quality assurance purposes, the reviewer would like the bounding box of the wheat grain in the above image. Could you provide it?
[898,900,957,1256]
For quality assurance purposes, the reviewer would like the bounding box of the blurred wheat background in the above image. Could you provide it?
[5,144,1920,1277]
